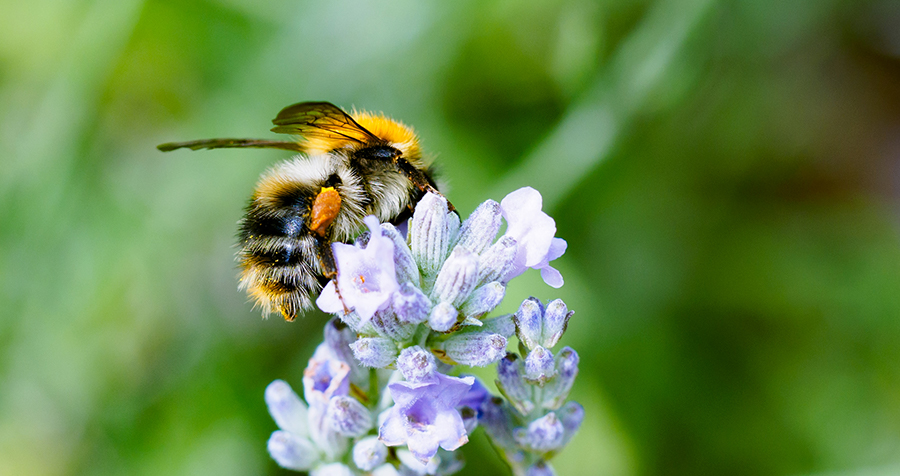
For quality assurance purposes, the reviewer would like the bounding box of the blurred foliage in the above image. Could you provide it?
[3,0,900,475]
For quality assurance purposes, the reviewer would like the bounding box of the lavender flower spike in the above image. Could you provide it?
[316,216,399,322]
[379,372,475,462]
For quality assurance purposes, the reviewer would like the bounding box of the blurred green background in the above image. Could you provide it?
[3,0,900,475]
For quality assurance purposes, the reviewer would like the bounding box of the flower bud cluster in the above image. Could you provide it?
[480,298,583,476]
[264,188,576,476]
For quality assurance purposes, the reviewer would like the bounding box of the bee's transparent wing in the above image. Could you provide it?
[157,138,304,152]
[271,101,378,144]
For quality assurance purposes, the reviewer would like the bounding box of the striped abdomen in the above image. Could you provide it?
[237,182,328,321]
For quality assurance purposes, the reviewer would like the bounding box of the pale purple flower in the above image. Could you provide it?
[303,358,350,408]
[379,372,475,462]
[303,356,352,458]
[317,216,399,321]
[500,187,566,287]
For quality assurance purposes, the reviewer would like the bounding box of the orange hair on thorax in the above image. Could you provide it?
[351,110,422,161]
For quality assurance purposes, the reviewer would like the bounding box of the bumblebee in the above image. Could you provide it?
[158,102,444,321]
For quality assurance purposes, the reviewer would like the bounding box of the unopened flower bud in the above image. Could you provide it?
[559,401,584,446]
[461,281,505,317]
[352,436,388,471]
[381,223,419,286]
[480,397,517,448]
[458,376,489,412]
[496,354,533,414]
[265,380,309,437]
[311,462,354,476]
[441,332,507,367]
[544,347,579,409]
[514,297,544,350]
[322,320,360,373]
[326,396,372,437]
[482,314,516,338]
[370,309,415,341]
[397,449,439,475]
[391,283,431,324]
[478,235,518,285]
[541,299,572,349]
[350,337,398,368]
[432,247,478,306]
[514,411,565,452]
[455,199,502,254]
[460,405,479,434]
[524,346,556,385]
[437,450,466,476]
[267,430,318,471]
[410,193,457,281]
[371,464,402,476]
[428,301,459,332]
[396,346,436,383]
[526,460,557,476]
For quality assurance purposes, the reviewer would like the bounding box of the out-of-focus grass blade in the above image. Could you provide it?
[491,0,716,211]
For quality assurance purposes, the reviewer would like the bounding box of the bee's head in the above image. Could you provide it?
[351,109,423,164]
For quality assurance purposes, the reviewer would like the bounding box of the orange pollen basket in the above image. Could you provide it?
[309,187,341,237]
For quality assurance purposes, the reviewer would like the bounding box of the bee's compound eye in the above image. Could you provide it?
[360,145,400,161]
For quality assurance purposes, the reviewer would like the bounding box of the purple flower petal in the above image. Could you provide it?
[499,188,567,286]
[302,358,350,408]
[501,187,555,268]
[315,280,343,314]
[378,373,475,463]
[377,406,404,445]
[321,216,399,322]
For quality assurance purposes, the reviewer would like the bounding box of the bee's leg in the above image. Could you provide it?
[314,236,350,314]
[309,185,350,313]
[393,157,456,212]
